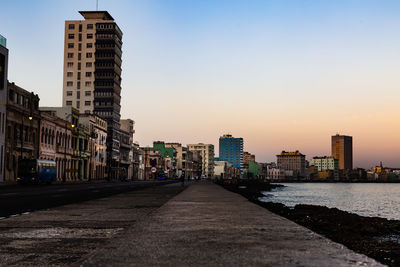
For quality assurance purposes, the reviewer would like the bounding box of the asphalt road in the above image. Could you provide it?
[0,180,177,218]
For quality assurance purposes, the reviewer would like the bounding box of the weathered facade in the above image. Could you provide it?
[5,82,40,181]
[79,113,107,180]
[120,119,134,179]
[187,143,215,178]
[276,150,306,177]
[39,110,73,181]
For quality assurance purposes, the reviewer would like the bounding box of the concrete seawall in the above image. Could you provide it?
[82,182,383,266]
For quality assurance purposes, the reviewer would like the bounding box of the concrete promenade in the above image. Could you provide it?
[82,182,383,266]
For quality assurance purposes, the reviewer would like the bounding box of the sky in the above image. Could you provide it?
[2,0,400,168]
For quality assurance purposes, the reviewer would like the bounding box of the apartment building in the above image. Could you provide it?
[63,11,123,177]
[187,143,215,178]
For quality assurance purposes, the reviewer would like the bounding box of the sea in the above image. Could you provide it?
[260,183,400,220]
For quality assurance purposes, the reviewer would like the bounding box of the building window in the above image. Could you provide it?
[77,81,81,89]
[67,72,73,77]
[87,24,93,30]
[66,101,72,106]
[67,81,73,86]
[67,53,74,58]
[87,34,93,39]
[85,81,91,87]
[86,62,92,68]
[68,34,74,39]
[67,62,73,68]
[66,91,73,96]
[76,101,80,108]
[78,53,81,60]
[68,24,75,30]
[85,72,92,77]
[68,43,74,48]
[85,91,91,96]
[85,101,91,106]
[86,53,92,58]
[86,43,93,48]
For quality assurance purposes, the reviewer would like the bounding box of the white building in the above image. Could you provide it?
[310,156,339,180]
[187,143,215,178]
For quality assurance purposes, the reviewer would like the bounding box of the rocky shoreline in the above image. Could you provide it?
[217,179,400,266]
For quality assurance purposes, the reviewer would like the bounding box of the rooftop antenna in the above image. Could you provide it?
[96,0,99,11]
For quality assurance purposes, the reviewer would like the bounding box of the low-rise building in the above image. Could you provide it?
[165,143,193,178]
[310,156,339,180]
[39,110,73,181]
[39,107,91,181]
[267,167,286,180]
[120,119,135,180]
[276,150,306,177]
[214,160,228,179]
[142,148,163,180]
[243,151,255,171]
[79,113,108,180]
[5,82,40,181]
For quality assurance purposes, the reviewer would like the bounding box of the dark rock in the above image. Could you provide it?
[218,180,400,267]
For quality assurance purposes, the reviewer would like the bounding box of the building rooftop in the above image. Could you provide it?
[312,156,336,159]
[278,150,305,156]
[79,11,114,21]
[0,34,6,48]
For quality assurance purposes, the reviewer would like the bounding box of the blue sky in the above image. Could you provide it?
[2,0,400,167]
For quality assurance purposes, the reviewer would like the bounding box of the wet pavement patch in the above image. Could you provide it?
[0,227,123,239]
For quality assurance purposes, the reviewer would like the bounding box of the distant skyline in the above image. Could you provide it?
[2,0,400,168]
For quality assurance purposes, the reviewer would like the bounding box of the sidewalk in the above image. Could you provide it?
[81,182,383,266]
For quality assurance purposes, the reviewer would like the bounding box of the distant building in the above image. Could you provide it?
[219,134,243,171]
[331,134,353,171]
[0,34,8,182]
[243,151,255,171]
[310,156,339,180]
[214,160,228,179]
[267,167,285,180]
[148,141,177,179]
[120,119,135,179]
[192,150,203,178]
[247,161,259,178]
[187,143,215,178]
[142,148,162,180]
[276,150,306,177]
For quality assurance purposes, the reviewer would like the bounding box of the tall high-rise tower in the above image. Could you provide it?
[331,134,353,170]
[63,11,123,174]
[218,134,243,171]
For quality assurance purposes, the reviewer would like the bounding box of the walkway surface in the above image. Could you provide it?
[0,183,184,266]
[81,182,383,266]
